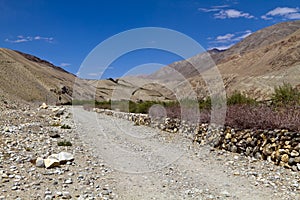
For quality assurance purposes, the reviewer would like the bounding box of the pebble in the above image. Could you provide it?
[64,179,73,184]
[62,191,72,199]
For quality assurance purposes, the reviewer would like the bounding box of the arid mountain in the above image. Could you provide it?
[0,48,77,104]
[0,48,174,104]
[148,20,300,100]
[0,20,299,104]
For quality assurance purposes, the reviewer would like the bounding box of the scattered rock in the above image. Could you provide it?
[58,152,74,164]
[40,103,48,109]
[62,191,72,199]
[44,158,60,169]
[281,154,289,163]
[291,150,299,157]
[49,132,60,138]
[64,179,73,184]
[36,157,45,168]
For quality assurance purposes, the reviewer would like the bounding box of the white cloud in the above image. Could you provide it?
[209,30,252,50]
[262,7,300,20]
[199,6,254,19]
[214,9,254,19]
[198,5,229,12]
[211,44,234,50]
[198,8,219,12]
[216,33,235,41]
[5,35,54,43]
[236,30,252,40]
[287,12,300,19]
[212,5,230,9]
[60,63,71,67]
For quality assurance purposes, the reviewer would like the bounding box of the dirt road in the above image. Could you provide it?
[72,107,295,200]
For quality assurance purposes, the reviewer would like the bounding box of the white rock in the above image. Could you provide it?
[51,107,60,112]
[291,150,299,157]
[64,179,73,184]
[44,158,60,169]
[62,191,72,199]
[36,157,45,168]
[40,103,48,109]
[58,152,74,163]
[44,195,52,200]
[220,190,231,197]
[47,154,59,160]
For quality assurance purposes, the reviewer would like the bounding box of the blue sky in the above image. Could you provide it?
[0,0,299,78]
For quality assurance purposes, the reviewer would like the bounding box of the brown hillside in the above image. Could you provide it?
[0,48,76,104]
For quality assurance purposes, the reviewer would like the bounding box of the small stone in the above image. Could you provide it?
[40,103,48,109]
[254,152,262,160]
[44,195,52,200]
[56,191,62,196]
[49,132,60,138]
[14,175,21,180]
[297,163,300,171]
[102,190,110,195]
[11,186,18,190]
[36,157,45,168]
[294,157,300,163]
[292,165,298,171]
[64,179,73,184]
[291,150,299,157]
[230,146,237,153]
[220,190,230,197]
[225,133,232,139]
[44,158,60,169]
[62,191,72,199]
[58,152,74,164]
[233,171,240,176]
[47,154,59,160]
[281,154,289,163]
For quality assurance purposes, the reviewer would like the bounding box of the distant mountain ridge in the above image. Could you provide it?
[14,50,71,74]
[147,20,300,100]
[0,20,299,104]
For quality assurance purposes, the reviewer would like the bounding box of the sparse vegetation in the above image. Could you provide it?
[271,82,300,106]
[25,147,32,151]
[76,83,300,132]
[61,124,71,129]
[227,91,257,105]
[51,122,61,127]
[57,140,72,146]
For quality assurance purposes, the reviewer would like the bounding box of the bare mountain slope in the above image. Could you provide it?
[215,20,300,64]
[150,20,300,80]
[0,48,76,104]
[148,20,300,100]
[0,48,174,104]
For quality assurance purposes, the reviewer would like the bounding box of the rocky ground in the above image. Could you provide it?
[0,103,299,199]
[0,104,116,199]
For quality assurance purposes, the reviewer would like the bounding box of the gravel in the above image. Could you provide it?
[0,103,299,199]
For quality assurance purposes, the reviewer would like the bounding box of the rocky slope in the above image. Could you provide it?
[0,48,78,104]
[0,104,116,199]
[148,20,300,100]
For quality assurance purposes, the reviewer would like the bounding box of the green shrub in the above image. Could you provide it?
[61,124,71,129]
[227,91,257,105]
[272,83,299,106]
[57,140,72,146]
[51,122,61,127]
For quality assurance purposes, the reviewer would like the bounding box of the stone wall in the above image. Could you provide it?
[93,108,300,171]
